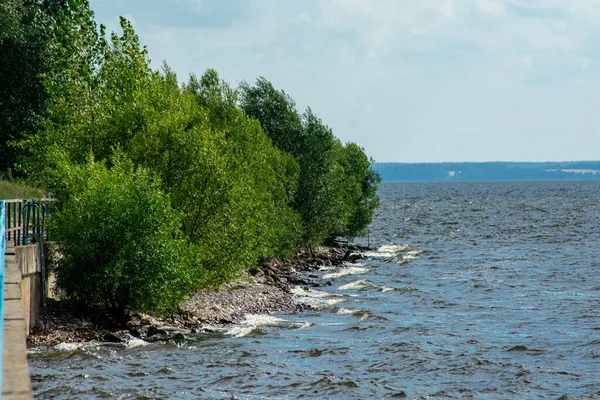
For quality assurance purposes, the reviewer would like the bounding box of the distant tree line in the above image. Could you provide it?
[375,162,600,182]
[0,0,380,318]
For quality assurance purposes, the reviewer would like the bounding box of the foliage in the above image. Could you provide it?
[34,9,151,169]
[49,154,201,318]
[240,78,381,245]
[338,143,381,237]
[128,68,302,285]
[6,0,380,317]
[0,0,55,174]
[239,77,304,156]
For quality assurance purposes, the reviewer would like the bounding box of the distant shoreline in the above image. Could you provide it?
[373,161,600,182]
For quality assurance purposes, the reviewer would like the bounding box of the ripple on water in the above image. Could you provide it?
[338,280,374,290]
[322,266,370,279]
[29,181,600,399]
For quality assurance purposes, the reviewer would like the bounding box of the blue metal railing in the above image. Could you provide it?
[1,200,6,389]
[4,199,53,246]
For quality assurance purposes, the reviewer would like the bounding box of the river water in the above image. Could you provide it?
[29,181,600,399]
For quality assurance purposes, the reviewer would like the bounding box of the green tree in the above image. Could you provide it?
[50,153,201,319]
[240,78,381,246]
[295,108,348,245]
[18,2,152,177]
[337,142,381,237]
[185,69,302,256]
[239,77,304,156]
[0,0,54,174]
[129,67,302,284]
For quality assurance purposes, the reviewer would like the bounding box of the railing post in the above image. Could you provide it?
[23,199,29,245]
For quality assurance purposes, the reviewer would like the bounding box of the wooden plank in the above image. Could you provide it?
[2,209,34,400]
[4,243,15,257]
[2,300,25,322]
[3,264,20,285]
[3,284,21,302]
[2,318,32,399]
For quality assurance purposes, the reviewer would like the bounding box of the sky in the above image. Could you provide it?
[89,0,600,163]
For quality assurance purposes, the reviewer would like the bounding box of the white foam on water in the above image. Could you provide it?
[380,286,395,293]
[291,286,346,309]
[318,265,337,271]
[242,314,287,326]
[226,326,256,338]
[125,338,149,349]
[363,244,412,259]
[301,297,346,310]
[323,266,369,279]
[293,321,314,329]
[378,244,408,253]
[346,262,367,267]
[54,342,82,352]
[291,287,335,298]
[359,313,370,321]
[198,324,227,334]
[338,280,372,290]
[336,307,356,315]
[362,251,396,258]
[402,250,423,262]
[316,298,346,309]
[225,314,286,338]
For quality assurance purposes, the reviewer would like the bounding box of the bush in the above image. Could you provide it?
[49,154,201,318]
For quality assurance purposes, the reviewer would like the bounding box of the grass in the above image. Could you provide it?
[0,180,44,200]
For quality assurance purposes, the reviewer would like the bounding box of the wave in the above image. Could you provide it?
[225,314,287,338]
[338,280,373,290]
[323,266,370,279]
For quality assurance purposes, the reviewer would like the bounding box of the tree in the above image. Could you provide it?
[240,78,381,246]
[127,67,302,285]
[239,77,304,155]
[0,0,54,174]
[50,153,201,319]
[337,143,381,237]
[295,108,348,245]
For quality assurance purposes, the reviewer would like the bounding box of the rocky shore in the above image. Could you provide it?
[27,245,365,347]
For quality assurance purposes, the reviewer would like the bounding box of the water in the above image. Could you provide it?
[29,181,600,399]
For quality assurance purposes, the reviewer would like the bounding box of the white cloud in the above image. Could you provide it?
[475,0,507,16]
[90,0,600,162]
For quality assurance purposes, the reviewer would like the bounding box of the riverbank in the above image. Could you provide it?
[27,245,365,347]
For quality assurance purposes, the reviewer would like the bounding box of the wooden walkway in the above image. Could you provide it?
[2,240,33,399]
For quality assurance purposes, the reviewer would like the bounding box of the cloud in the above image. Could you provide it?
[89,0,600,162]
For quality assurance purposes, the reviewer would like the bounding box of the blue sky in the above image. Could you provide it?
[90,0,600,163]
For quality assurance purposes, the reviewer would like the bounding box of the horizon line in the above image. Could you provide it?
[373,160,600,164]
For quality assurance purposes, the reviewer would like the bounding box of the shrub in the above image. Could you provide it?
[49,154,200,319]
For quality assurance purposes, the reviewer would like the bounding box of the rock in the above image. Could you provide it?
[128,327,147,339]
[30,245,359,347]
[103,330,131,343]
[147,325,181,337]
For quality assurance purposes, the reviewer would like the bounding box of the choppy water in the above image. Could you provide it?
[29,181,600,399]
